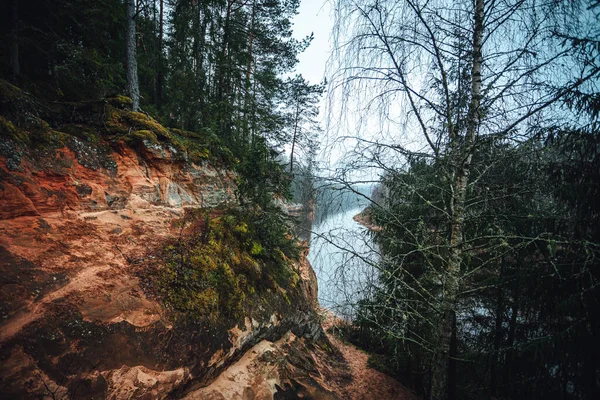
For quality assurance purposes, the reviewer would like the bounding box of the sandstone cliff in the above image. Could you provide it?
[0,81,330,399]
[0,81,417,400]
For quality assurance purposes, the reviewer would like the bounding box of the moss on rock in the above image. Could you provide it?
[152,207,300,324]
[130,129,158,144]
[0,79,236,171]
[122,111,170,138]
[106,95,133,109]
[0,116,28,144]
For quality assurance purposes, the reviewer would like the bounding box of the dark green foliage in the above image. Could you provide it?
[0,80,234,169]
[282,75,324,175]
[0,0,316,224]
[237,136,291,208]
[0,0,125,100]
[347,139,600,399]
[159,0,311,159]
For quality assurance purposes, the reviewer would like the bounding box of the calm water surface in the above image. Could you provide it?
[308,207,378,318]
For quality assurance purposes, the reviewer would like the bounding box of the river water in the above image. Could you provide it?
[308,207,379,318]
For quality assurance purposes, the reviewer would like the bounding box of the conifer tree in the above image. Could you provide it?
[125,0,140,111]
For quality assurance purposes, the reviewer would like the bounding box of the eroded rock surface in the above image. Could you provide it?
[0,136,324,399]
[184,333,342,400]
[0,88,414,399]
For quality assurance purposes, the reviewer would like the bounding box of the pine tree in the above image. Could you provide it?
[125,0,140,111]
[284,75,324,175]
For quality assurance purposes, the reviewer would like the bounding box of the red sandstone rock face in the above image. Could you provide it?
[0,139,328,399]
[0,181,39,219]
[0,143,416,400]
[0,140,236,219]
[0,89,411,399]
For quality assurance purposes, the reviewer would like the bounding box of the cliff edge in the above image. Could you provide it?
[0,81,329,399]
[0,81,416,400]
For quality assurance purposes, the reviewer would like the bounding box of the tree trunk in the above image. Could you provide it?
[217,0,233,103]
[9,0,20,83]
[289,104,300,175]
[156,0,164,110]
[430,0,484,399]
[243,0,256,145]
[215,0,234,140]
[448,312,458,400]
[490,262,505,396]
[197,10,208,119]
[125,0,140,111]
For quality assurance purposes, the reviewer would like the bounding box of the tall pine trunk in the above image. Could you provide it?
[217,0,233,103]
[215,0,234,140]
[126,0,140,111]
[156,0,164,110]
[243,0,256,145]
[9,0,19,83]
[197,11,208,120]
[289,103,300,175]
[430,0,484,398]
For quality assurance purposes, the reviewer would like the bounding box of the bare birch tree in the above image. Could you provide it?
[326,0,600,398]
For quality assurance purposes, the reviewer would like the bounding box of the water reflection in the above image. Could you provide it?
[308,207,379,319]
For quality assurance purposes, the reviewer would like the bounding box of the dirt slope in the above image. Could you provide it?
[321,312,418,400]
[181,310,418,400]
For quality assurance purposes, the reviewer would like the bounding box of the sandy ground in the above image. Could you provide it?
[321,310,419,400]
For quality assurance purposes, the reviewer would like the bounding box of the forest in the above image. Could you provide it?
[0,0,599,399]
[324,0,600,399]
[0,0,322,210]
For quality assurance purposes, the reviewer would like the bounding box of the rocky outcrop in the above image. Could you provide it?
[0,98,327,399]
[0,138,235,220]
[184,332,342,400]
[0,82,420,400]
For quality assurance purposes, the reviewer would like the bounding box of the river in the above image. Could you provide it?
[308,207,379,318]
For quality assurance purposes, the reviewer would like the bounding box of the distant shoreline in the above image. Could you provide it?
[352,208,382,232]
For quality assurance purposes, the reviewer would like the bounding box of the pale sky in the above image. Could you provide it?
[292,0,332,85]
[290,0,397,182]
[290,0,380,181]
[290,0,428,182]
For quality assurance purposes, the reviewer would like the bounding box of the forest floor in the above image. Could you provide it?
[320,310,419,400]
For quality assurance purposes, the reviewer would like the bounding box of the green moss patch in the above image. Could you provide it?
[0,80,42,124]
[0,80,236,170]
[103,106,233,164]
[104,106,169,139]
[0,116,28,144]
[106,95,133,109]
[150,207,300,324]
[131,129,158,144]
[169,128,236,165]
[0,80,24,102]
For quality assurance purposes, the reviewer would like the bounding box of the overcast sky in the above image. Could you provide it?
[292,0,332,85]
[290,0,388,183]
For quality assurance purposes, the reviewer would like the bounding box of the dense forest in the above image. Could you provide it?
[325,0,600,399]
[1,0,599,399]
